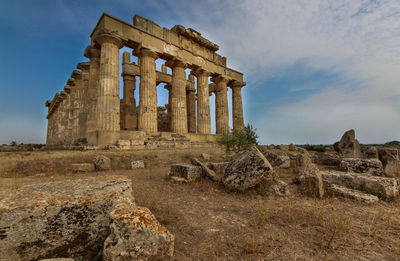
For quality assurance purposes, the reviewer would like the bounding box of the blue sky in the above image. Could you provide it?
[0,0,399,145]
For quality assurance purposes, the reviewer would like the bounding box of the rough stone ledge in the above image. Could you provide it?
[326,184,379,204]
[0,176,135,260]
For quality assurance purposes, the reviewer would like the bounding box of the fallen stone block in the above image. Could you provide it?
[339,158,383,176]
[207,162,229,176]
[327,184,379,204]
[168,164,202,181]
[93,155,111,171]
[316,152,341,166]
[361,146,378,159]
[71,163,95,172]
[103,203,174,261]
[0,176,135,260]
[131,160,145,169]
[339,129,361,158]
[379,148,400,177]
[321,170,399,201]
[259,147,291,169]
[222,146,275,191]
[255,178,290,196]
[117,139,130,146]
[191,158,220,182]
[293,152,324,198]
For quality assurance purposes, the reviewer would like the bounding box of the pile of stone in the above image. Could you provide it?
[293,129,400,203]
[0,177,174,260]
[167,146,290,196]
[71,155,145,173]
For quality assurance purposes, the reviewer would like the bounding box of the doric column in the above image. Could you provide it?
[212,75,230,134]
[67,78,76,139]
[186,73,196,133]
[166,59,187,133]
[95,33,125,131]
[193,69,211,134]
[63,86,72,142]
[84,46,100,134]
[77,62,90,139]
[135,48,158,134]
[164,84,172,131]
[59,91,68,142]
[121,52,137,130]
[70,72,82,139]
[230,81,246,130]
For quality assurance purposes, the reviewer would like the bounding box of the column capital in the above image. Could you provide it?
[164,84,172,91]
[67,78,75,86]
[77,62,90,71]
[188,73,195,82]
[133,47,159,59]
[63,86,71,94]
[122,74,136,81]
[211,75,229,85]
[186,85,195,92]
[84,45,100,59]
[94,33,125,48]
[193,68,210,78]
[208,83,217,95]
[229,81,246,89]
[165,58,187,69]
[71,70,82,80]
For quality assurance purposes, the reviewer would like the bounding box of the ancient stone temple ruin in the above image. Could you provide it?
[45,13,245,147]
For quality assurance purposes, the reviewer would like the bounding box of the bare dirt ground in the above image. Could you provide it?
[2,148,400,260]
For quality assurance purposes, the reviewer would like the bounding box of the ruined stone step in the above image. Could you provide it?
[321,170,399,201]
[327,184,379,204]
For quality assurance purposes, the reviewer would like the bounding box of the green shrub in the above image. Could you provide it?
[304,144,326,152]
[10,141,17,146]
[333,141,340,152]
[217,124,259,152]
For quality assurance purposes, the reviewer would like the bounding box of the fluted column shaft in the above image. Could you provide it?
[213,76,230,134]
[194,69,211,134]
[77,63,90,139]
[164,84,172,132]
[187,73,196,133]
[168,60,187,133]
[231,82,245,130]
[137,48,158,134]
[95,34,125,131]
[84,46,100,135]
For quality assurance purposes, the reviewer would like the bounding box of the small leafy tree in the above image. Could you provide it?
[10,141,17,146]
[218,124,259,152]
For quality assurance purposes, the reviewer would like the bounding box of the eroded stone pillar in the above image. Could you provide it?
[121,52,137,130]
[95,33,125,132]
[187,73,196,133]
[77,62,90,139]
[230,81,245,130]
[166,59,187,133]
[212,75,230,134]
[135,48,158,134]
[193,69,211,134]
[84,46,100,135]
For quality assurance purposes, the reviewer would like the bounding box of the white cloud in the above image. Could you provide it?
[164,0,400,143]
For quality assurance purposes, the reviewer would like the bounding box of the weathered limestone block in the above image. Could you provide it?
[168,164,202,181]
[339,129,361,158]
[339,158,384,176]
[207,162,229,175]
[71,163,95,172]
[103,203,174,261]
[379,148,400,177]
[315,152,341,166]
[131,160,145,169]
[321,170,399,201]
[293,152,324,198]
[259,147,291,169]
[0,177,134,260]
[361,146,378,159]
[222,146,275,191]
[326,184,379,204]
[93,155,111,171]
[117,139,130,146]
[289,144,295,151]
[255,178,290,196]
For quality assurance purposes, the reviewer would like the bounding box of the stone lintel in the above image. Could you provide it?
[133,47,159,59]
[77,62,90,71]
[94,31,126,48]
[165,58,186,69]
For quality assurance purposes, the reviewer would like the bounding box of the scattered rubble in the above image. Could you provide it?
[93,155,111,171]
[131,160,145,169]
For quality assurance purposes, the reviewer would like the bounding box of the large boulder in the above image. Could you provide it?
[294,152,324,198]
[361,146,378,159]
[222,146,275,191]
[0,177,135,260]
[321,170,399,201]
[259,147,291,169]
[339,129,361,158]
[93,155,111,171]
[339,158,384,176]
[315,152,341,166]
[379,149,400,177]
[168,164,202,182]
[103,203,174,261]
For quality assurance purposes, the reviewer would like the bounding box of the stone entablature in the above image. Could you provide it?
[45,13,246,147]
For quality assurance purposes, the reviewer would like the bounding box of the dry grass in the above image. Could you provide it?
[1,148,400,260]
